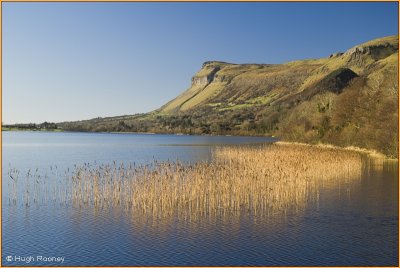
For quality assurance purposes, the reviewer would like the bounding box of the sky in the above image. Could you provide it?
[2,2,398,124]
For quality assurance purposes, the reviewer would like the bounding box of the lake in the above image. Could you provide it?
[2,131,398,266]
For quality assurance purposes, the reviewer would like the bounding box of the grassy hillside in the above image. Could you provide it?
[59,35,398,157]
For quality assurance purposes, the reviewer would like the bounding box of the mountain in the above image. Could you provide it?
[60,36,399,157]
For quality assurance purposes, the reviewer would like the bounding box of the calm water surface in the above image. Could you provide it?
[2,131,398,266]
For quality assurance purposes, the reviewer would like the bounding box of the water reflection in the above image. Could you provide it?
[6,144,367,223]
[3,133,398,266]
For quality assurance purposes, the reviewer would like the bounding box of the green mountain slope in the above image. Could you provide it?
[60,35,399,157]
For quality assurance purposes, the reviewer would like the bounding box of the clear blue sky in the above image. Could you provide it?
[2,2,398,124]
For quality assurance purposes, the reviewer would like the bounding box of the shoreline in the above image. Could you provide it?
[2,128,396,160]
[275,141,397,160]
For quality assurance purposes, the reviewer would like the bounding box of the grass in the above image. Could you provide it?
[246,94,276,105]
[351,35,398,49]
[207,102,222,107]
[161,62,287,113]
[161,84,203,112]
[8,143,364,221]
[218,103,254,111]
[181,82,225,111]
[293,36,397,92]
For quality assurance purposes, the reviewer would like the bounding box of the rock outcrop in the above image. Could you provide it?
[191,66,220,86]
[345,37,398,62]
[329,52,344,58]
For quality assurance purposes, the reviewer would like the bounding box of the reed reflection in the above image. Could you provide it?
[7,143,369,226]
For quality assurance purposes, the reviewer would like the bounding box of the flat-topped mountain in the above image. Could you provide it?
[60,35,398,157]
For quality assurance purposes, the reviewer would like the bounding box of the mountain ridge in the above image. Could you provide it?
[58,35,398,157]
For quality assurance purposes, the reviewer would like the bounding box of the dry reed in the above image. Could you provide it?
[7,143,364,220]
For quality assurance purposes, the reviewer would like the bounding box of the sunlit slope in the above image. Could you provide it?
[61,35,398,157]
[160,62,267,112]
[159,61,321,113]
[159,36,398,114]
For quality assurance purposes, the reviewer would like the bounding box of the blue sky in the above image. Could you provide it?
[2,2,398,124]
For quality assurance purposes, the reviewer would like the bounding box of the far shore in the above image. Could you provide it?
[2,127,397,160]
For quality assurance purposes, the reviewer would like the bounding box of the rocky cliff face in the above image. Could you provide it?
[191,65,220,86]
[345,37,398,63]
[191,76,209,86]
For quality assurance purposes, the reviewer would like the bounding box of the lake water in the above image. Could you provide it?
[2,131,398,266]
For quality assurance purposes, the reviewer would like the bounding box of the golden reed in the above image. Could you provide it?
[8,143,363,219]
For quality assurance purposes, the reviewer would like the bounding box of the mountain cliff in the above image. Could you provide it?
[61,36,399,157]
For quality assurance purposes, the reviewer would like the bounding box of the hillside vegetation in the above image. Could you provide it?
[59,36,398,157]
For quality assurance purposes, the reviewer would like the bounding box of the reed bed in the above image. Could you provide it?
[7,143,364,220]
